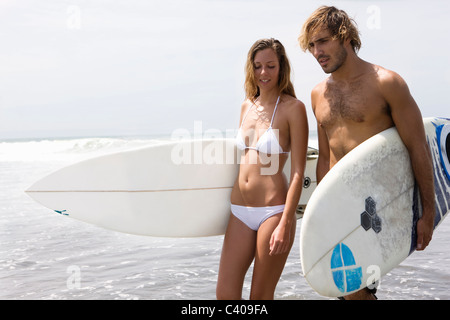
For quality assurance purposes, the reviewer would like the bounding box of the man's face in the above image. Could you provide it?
[308,27,348,74]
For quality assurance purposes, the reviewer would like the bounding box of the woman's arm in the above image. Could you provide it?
[269,99,309,255]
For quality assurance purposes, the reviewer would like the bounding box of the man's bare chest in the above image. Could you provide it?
[317,79,387,127]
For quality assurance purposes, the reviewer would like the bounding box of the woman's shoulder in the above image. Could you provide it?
[280,94,306,111]
[240,98,254,113]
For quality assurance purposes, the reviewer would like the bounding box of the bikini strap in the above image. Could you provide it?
[269,96,281,128]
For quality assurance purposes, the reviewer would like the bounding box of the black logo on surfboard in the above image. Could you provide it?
[360,197,382,233]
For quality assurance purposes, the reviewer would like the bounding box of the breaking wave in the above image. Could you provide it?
[0,137,165,162]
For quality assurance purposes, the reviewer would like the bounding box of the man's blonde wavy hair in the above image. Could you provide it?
[298,6,361,53]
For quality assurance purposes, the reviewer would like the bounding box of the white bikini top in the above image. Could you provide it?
[236,96,289,155]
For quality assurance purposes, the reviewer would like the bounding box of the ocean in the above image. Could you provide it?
[1,136,449,300]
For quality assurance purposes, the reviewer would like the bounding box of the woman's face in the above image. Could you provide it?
[253,48,280,92]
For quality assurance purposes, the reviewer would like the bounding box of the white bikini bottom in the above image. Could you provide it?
[230,204,285,231]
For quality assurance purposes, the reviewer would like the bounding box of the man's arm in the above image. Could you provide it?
[316,123,330,183]
[381,70,435,251]
[312,85,331,183]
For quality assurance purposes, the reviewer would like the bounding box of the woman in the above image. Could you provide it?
[216,38,309,300]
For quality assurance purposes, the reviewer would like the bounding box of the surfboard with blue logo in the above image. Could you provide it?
[300,117,450,297]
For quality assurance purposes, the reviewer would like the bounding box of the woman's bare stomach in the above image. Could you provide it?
[230,155,288,207]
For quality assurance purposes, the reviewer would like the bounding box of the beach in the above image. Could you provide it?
[1,136,449,300]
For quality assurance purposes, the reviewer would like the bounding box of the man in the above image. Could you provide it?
[298,6,435,300]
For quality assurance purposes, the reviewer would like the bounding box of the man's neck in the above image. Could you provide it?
[331,53,368,82]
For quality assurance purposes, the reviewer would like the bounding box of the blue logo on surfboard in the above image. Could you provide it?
[330,243,362,293]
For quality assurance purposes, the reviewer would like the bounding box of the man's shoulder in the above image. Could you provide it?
[373,64,406,86]
[311,78,328,96]
[372,64,411,104]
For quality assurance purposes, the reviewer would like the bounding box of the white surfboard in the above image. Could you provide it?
[26,138,317,237]
[300,117,450,297]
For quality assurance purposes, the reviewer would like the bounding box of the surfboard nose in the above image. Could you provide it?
[25,180,40,194]
[25,176,48,194]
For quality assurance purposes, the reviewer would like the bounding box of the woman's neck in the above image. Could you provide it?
[257,89,280,106]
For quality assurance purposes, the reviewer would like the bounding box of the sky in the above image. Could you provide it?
[0,0,449,140]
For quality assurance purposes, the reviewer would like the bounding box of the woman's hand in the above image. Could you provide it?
[269,224,291,256]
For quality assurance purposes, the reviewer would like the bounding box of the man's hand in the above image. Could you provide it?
[416,212,434,250]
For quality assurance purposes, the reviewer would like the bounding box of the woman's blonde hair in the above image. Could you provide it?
[298,6,361,53]
[244,38,296,100]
